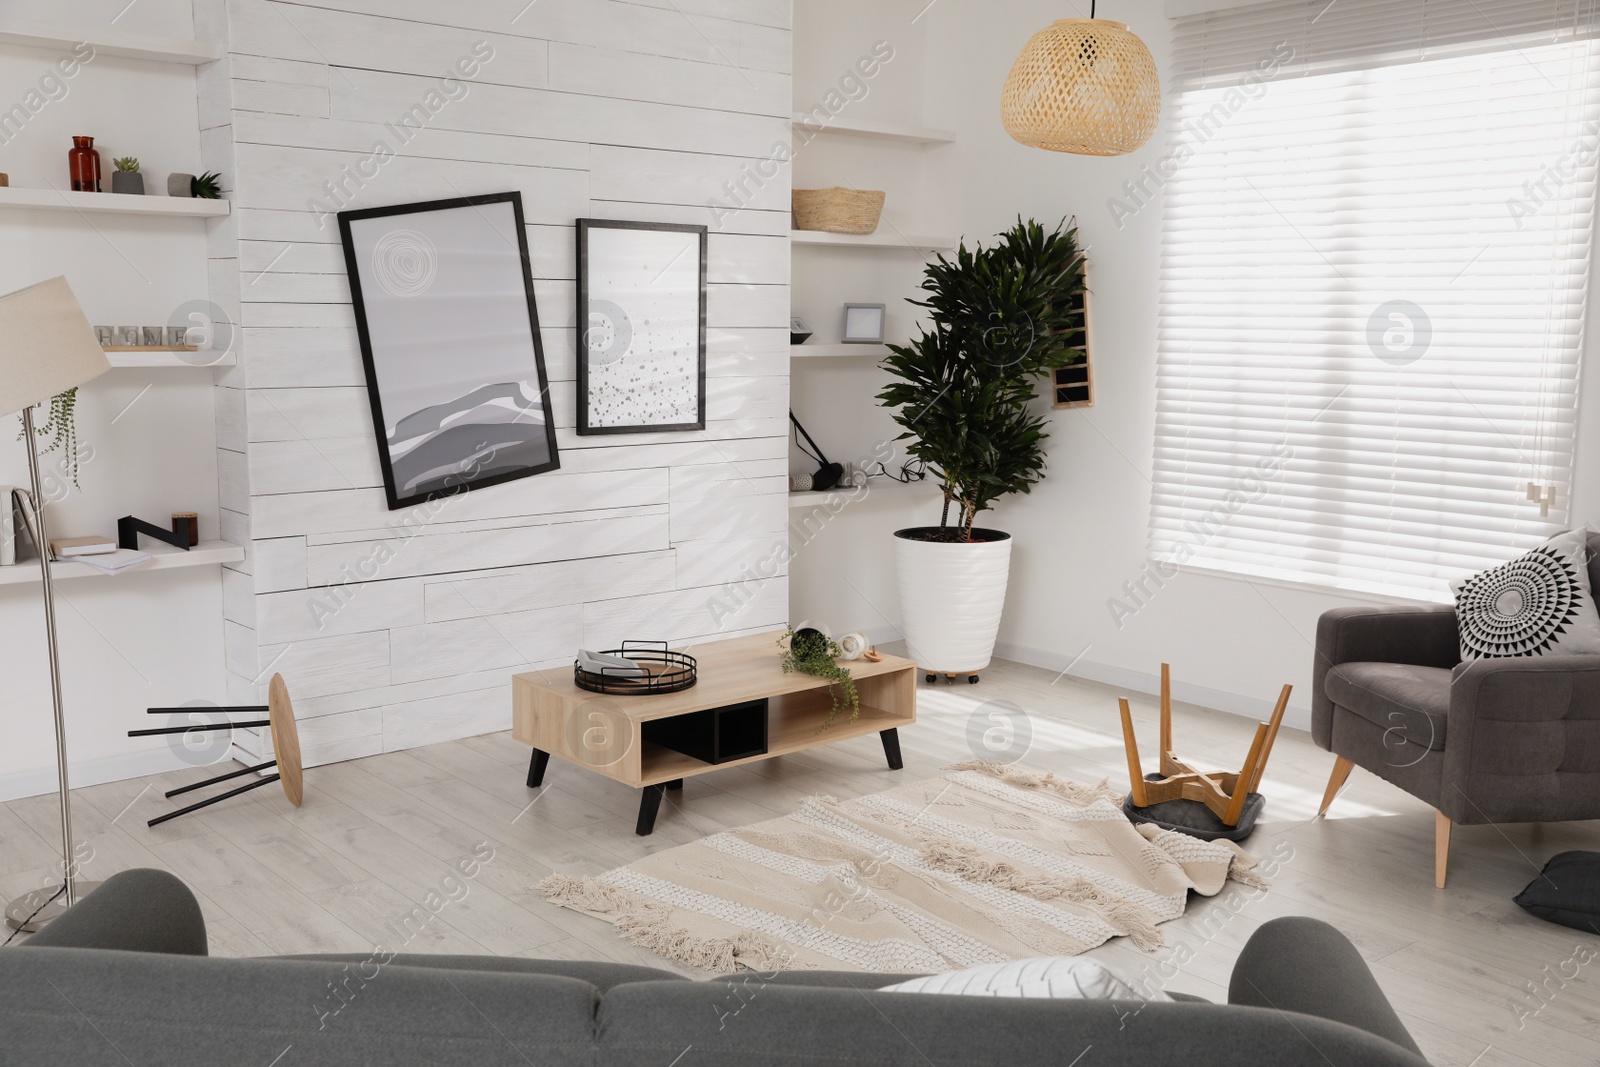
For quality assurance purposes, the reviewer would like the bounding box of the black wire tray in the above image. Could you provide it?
[573,641,698,696]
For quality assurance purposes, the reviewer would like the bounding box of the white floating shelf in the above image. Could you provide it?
[0,17,221,64]
[792,344,890,358]
[105,349,237,368]
[788,480,934,509]
[0,187,229,217]
[791,229,954,251]
[791,113,956,146]
[0,541,244,587]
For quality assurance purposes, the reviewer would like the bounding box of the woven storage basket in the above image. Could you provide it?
[792,187,886,235]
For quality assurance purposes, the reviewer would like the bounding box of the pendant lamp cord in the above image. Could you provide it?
[1091,0,1096,16]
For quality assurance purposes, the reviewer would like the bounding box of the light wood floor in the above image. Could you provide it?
[4,657,1598,1065]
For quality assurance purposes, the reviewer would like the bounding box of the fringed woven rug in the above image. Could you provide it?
[539,762,1266,974]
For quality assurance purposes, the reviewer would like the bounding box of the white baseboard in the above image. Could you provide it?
[991,639,1312,733]
[0,747,246,804]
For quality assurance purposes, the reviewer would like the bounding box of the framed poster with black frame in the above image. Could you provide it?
[576,218,707,435]
[338,191,560,511]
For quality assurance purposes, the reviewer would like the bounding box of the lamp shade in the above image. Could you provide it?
[0,277,110,417]
[1001,19,1161,156]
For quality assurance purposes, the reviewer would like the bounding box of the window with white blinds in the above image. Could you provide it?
[1150,0,1600,600]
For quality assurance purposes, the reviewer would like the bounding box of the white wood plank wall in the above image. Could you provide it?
[193,0,793,767]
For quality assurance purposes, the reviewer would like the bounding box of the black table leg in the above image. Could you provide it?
[880,728,903,771]
[526,748,550,788]
[665,778,683,791]
[637,785,667,836]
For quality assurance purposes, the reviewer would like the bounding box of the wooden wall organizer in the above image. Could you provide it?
[1052,262,1094,409]
[1118,663,1290,827]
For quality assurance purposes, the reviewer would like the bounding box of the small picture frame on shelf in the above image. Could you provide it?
[842,303,885,344]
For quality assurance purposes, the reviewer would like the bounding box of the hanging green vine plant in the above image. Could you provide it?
[778,627,859,732]
[18,389,82,488]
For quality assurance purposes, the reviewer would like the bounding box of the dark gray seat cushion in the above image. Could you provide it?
[1325,662,1451,751]
[287,953,683,992]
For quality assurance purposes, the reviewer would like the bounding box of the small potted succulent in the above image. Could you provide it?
[110,157,143,195]
[166,170,221,198]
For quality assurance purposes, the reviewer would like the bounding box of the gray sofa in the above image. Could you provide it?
[1313,531,1600,887]
[2,869,1432,1065]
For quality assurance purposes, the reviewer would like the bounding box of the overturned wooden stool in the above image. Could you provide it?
[128,673,302,827]
[1118,664,1290,839]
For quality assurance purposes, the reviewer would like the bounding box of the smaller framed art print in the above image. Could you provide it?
[576,219,707,435]
[338,191,560,510]
[842,303,886,344]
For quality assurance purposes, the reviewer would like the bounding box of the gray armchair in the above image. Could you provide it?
[1313,532,1600,888]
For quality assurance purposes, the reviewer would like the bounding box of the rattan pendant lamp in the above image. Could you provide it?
[1001,2,1160,156]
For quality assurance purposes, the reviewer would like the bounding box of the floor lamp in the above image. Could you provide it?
[0,277,111,933]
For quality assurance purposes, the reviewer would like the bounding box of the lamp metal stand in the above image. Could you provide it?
[3,405,98,933]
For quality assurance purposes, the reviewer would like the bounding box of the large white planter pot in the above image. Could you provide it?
[893,527,1013,673]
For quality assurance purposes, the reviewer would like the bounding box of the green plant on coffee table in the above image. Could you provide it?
[192,171,222,199]
[778,628,859,732]
[16,389,82,487]
[112,157,139,173]
[878,217,1087,542]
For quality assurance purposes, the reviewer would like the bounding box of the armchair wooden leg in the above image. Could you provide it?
[1435,811,1451,889]
[1318,756,1354,816]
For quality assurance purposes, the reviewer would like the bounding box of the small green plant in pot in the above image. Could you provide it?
[878,217,1087,677]
[192,171,222,199]
[110,157,143,195]
[778,628,859,731]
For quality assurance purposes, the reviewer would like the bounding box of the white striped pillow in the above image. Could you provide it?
[879,957,1171,1001]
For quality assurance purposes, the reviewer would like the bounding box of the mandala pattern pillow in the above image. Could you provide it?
[1451,529,1600,661]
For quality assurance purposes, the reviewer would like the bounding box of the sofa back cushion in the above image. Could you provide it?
[3,948,602,1067]
[594,979,1430,1067]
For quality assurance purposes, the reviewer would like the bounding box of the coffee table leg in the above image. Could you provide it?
[637,785,667,836]
[666,778,683,790]
[526,748,550,788]
[880,729,903,771]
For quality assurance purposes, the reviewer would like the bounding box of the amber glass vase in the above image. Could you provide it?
[68,136,101,192]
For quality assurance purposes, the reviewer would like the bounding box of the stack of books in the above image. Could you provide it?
[49,536,151,575]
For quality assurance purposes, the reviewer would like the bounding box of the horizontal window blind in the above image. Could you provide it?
[1151,0,1600,599]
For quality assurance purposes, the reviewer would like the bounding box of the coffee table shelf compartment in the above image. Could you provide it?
[643,697,768,766]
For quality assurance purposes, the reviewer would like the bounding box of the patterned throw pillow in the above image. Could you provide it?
[1451,528,1600,661]
[878,957,1172,1001]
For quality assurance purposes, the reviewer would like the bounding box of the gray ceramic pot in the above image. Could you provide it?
[167,172,194,197]
[111,171,144,195]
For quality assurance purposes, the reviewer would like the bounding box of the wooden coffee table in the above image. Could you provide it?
[512,632,917,834]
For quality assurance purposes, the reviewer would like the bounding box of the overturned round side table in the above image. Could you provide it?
[130,673,303,827]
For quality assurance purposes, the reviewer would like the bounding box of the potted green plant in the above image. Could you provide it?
[110,157,142,195]
[877,218,1087,678]
[778,627,858,731]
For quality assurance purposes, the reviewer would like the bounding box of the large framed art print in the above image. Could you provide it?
[338,192,560,510]
[576,218,707,435]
